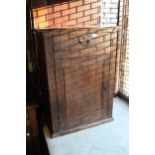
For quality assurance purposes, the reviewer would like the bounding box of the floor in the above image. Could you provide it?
[43,97,129,155]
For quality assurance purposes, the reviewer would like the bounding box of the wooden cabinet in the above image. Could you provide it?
[36,28,118,137]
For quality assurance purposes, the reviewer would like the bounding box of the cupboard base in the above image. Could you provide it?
[51,117,113,138]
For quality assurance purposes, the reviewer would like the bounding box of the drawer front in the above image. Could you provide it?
[52,29,111,57]
[53,33,106,51]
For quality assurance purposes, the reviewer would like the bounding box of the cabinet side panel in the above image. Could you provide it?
[36,33,53,132]
[107,32,117,116]
[42,32,60,133]
[37,32,59,133]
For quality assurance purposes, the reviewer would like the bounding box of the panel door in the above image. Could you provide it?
[52,32,111,130]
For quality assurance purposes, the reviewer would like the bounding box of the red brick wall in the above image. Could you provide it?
[32,0,121,96]
[32,0,101,29]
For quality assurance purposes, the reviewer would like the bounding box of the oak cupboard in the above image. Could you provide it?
[36,27,118,137]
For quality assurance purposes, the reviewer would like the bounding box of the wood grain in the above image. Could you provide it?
[36,28,118,137]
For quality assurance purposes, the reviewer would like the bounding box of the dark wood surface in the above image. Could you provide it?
[26,101,41,155]
[36,28,118,137]
[27,1,49,154]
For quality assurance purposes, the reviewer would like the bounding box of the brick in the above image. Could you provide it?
[35,16,46,23]
[47,6,54,13]
[91,13,99,20]
[69,1,82,8]
[77,4,90,12]
[63,20,76,26]
[86,19,98,25]
[37,8,47,16]
[70,12,83,20]
[38,22,48,29]
[84,0,98,5]
[77,16,90,23]
[62,8,76,16]
[91,2,100,8]
[53,23,62,28]
[48,20,54,26]
[76,23,84,27]
[47,12,61,20]
[32,0,112,29]
[34,23,39,29]
[33,11,38,18]
[54,16,69,24]
[54,3,68,12]
[85,8,98,16]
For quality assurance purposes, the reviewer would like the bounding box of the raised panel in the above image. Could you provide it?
[65,64,103,118]
[52,31,111,131]
[55,57,110,130]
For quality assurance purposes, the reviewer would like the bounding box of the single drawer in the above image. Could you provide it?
[52,32,108,52]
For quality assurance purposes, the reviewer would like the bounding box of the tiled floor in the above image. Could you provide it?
[43,97,129,155]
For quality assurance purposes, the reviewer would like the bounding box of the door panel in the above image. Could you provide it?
[65,64,103,118]
[53,34,110,130]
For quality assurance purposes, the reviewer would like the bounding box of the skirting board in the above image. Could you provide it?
[51,117,113,138]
